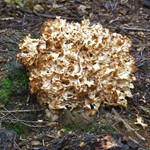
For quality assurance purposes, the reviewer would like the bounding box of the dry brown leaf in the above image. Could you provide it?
[135,115,148,129]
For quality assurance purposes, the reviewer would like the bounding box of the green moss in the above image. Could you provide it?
[5,121,31,138]
[0,77,12,105]
[8,69,28,95]
[87,122,120,135]
[0,69,28,106]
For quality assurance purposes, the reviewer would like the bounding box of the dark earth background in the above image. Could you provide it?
[0,0,150,149]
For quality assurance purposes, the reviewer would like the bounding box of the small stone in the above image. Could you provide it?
[31,140,41,146]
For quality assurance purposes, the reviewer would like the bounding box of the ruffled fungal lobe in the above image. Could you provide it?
[17,17,137,117]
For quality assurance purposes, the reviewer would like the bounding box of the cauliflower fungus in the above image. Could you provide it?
[17,17,137,119]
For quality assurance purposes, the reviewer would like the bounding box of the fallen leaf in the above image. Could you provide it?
[78,5,87,13]
[135,115,148,129]
[120,0,129,4]
[101,135,120,149]
[0,56,7,63]
[34,4,44,11]
[4,0,14,4]
[52,0,62,8]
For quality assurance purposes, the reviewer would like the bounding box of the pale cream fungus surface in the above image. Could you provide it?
[17,17,137,119]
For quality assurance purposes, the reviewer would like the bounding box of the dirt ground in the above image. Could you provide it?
[0,0,150,149]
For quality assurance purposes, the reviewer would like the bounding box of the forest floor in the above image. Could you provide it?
[0,0,150,149]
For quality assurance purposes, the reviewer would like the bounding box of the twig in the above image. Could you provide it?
[121,26,150,32]
[0,111,10,119]
[3,117,47,123]
[2,117,46,124]
[2,117,57,128]
[14,141,21,150]
[109,0,119,12]
[0,108,44,113]
[3,118,55,125]
[22,14,26,27]
[140,47,146,59]
[112,108,146,141]
[1,107,47,128]
[1,107,57,128]
[137,47,150,67]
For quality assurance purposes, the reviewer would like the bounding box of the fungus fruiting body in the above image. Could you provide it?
[17,17,137,119]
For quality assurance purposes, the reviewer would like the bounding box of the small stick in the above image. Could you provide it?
[1,117,56,128]
[0,108,44,113]
[121,27,150,32]
[1,107,46,128]
[14,141,21,150]
[137,47,150,67]
[112,108,145,141]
